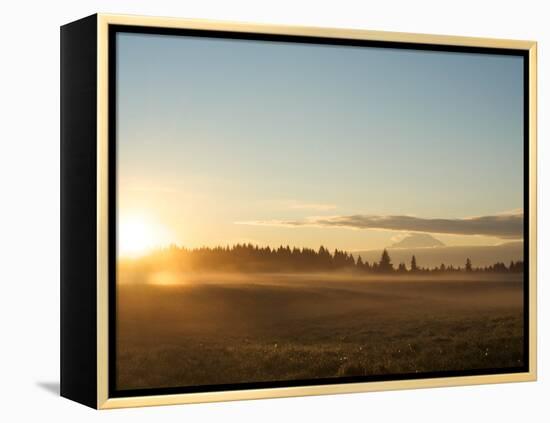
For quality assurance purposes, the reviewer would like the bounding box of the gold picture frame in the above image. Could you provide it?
[60,13,537,409]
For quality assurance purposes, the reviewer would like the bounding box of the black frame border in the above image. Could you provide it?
[107,24,530,399]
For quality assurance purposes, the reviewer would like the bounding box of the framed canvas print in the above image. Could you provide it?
[60,14,537,409]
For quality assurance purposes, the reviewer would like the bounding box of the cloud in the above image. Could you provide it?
[288,203,337,211]
[236,211,524,239]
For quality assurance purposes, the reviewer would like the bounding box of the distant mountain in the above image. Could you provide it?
[354,241,523,268]
[391,233,445,249]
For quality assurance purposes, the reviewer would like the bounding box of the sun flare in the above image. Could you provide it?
[118,214,171,258]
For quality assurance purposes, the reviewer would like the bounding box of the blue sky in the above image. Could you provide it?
[116,32,524,251]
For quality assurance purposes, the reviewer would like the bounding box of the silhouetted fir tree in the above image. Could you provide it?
[333,249,348,268]
[397,262,407,273]
[318,245,332,269]
[465,258,472,272]
[378,249,393,273]
[410,255,418,272]
[485,262,507,273]
[509,260,523,273]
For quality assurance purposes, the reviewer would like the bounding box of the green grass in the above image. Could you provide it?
[116,273,524,390]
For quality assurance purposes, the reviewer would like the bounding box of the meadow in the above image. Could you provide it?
[116,271,524,390]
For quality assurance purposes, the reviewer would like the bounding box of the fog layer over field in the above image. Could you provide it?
[116,271,524,390]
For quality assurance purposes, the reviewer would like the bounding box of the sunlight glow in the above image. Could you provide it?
[118,214,172,258]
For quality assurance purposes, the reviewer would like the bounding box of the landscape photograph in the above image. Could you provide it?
[115,32,525,392]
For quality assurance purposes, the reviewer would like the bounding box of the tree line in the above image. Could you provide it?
[137,243,524,274]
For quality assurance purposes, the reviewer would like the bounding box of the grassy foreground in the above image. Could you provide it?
[116,272,524,390]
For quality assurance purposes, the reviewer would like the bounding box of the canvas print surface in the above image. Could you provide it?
[115,32,525,392]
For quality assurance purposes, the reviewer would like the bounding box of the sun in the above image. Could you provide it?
[118,214,171,258]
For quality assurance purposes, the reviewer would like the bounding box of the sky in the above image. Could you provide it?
[116,32,524,255]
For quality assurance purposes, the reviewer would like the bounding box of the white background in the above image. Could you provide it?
[0,0,547,421]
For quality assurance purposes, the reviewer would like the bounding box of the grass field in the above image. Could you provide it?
[116,272,524,390]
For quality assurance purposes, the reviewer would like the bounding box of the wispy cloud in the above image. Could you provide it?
[257,200,338,212]
[288,203,337,211]
[236,211,524,239]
